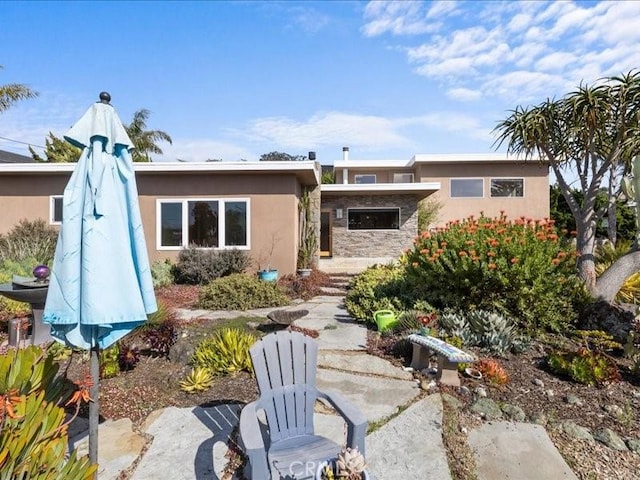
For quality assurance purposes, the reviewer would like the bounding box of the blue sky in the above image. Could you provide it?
[1,0,640,164]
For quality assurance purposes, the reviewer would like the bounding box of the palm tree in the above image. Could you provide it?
[124,109,172,162]
[0,65,38,113]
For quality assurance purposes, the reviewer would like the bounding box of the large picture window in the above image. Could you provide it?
[50,196,63,224]
[157,198,249,249]
[348,208,400,230]
[491,178,524,197]
[450,178,483,198]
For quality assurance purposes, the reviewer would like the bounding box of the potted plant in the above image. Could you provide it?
[257,233,279,282]
[316,447,369,480]
[297,189,318,277]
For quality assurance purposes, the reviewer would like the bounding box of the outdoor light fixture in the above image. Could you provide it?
[336,208,343,219]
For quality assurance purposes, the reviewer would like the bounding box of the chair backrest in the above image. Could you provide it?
[249,330,319,443]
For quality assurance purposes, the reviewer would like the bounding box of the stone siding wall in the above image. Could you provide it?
[322,194,417,258]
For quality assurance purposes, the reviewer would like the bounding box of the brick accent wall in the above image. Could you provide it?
[322,194,417,258]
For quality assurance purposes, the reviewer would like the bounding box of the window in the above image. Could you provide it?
[393,173,414,183]
[157,198,250,249]
[354,174,376,184]
[348,208,400,230]
[491,178,524,197]
[450,179,483,198]
[50,196,63,224]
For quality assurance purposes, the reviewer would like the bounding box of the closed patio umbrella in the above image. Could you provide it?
[43,92,157,469]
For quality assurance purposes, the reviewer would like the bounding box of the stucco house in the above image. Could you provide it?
[0,148,549,275]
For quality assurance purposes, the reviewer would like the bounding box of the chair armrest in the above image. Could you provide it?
[317,389,368,456]
[239,401,270,479]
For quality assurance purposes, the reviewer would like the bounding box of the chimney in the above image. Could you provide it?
[308,151,316,161]
[342,147,349,162]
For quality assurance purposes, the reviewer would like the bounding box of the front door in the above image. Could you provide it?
[320,210,332,257]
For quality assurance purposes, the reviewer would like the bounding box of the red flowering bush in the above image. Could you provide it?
[405,214,587,334]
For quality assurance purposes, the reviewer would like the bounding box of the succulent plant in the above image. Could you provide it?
[192,328,255,376]
[180,367,215,393]
[335,447,367,479]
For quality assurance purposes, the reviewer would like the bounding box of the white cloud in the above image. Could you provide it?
[446,87,482,102]
[535,51,577,72]
[426,0,459,19]
[362,0,437,37]
[363,0,640,104]
[287,6,331,34]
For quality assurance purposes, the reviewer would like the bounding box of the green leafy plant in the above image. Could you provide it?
[198,273,289,310]
[0,218,58,265]
[345,264,417,324]
[180,367,215,393]
[151,259,174,287]
[0,345,97,478]
[172,246,250,285]
[406,214,586,334]
[297,189,318,270]
[547,348,621,386]
[191,328,256,376]
[100,344,120,379]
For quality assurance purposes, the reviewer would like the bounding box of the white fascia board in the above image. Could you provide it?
[412,153,544,163]
[333,159,415,169]
[321,182,440,194]
[0,160,321,184]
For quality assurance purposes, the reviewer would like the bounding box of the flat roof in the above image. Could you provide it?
[333,153,543,169]
[0,160,321,185]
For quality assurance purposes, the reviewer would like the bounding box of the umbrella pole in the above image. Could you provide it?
[89,343,100,476]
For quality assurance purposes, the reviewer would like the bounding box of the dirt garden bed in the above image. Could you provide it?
[59,284,640,480]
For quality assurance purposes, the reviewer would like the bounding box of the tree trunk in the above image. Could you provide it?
[594,249,640,302]
[576,220,598,293]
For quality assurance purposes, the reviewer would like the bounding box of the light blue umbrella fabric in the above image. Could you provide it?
[43,101,157,349]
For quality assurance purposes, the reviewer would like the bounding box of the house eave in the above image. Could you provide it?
[321,182,440,200]
[0,161,321,185]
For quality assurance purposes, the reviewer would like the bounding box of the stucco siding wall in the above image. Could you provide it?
[417,162,549,226]
[322,194,417,258]
[0,171,303,275]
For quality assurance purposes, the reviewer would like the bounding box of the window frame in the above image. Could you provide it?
[347,207,401,231]
[50,195,63,225]
[354,174,377,184]
[490,177,524,198]
[450,178,484,198]
[393,173,414,183]
[156,198,251,250]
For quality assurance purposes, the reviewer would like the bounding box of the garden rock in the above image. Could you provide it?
[593,427,628,451]
[459,385,471,396]
[474,386,487,398]
[442,393,463,410]
[564,394,583,406]
[168,336,195,365]
[501,403,526,422]
[267,309,309,325]
[532,378,544,387]
[603,404,624,417]
[626,438,640,453]
[470,398,503,420]
[562,421,594,442]
[530,411,547,425]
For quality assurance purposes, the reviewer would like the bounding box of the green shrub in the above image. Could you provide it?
[345,264,417,324]
[192,328,256,375]
[0,345,97,478]
[199,273,289,310]
[0,257,45,319]
[547,348,620,386]
[0,218,58,265]
[151,259,174,287]
[405,214,586,334]
[172,246,251,285]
